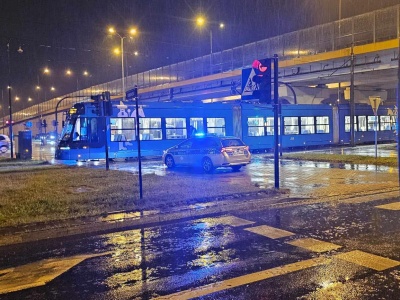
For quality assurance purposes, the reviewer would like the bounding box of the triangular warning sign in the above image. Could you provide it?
[369,97,381,116]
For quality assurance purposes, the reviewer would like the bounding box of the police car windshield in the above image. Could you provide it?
[221,139,244,147]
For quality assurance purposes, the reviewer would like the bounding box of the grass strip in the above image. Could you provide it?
[0,165,266,228]
[283,153,398,167]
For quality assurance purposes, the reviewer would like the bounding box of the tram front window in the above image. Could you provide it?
[58,115,104,147]
[60,120,75,142]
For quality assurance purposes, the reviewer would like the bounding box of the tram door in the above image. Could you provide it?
[72,117,106,148]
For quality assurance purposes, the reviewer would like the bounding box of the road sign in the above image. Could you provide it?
[126,88,138,101]
[369,96,382,116]
[241,67,257,100]
[25,121,33,128]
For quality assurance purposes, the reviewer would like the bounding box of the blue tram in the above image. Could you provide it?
[55,99,396,160]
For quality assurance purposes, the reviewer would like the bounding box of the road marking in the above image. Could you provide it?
[287,238,342,253]
[154,256,331,300]
[375,202,400,210]
[335,250,400,271]
[0,252,112,294]
[213,216,255,227]
[244,225,295,239]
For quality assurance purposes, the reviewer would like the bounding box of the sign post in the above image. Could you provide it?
[369,96,382,158]
[126,87,143,200]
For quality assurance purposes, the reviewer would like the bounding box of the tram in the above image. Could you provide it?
[55,99,396,160]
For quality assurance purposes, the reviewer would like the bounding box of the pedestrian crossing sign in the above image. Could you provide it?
[241,67,258,100]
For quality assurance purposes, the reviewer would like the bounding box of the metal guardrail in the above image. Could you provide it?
[10,4,400,123]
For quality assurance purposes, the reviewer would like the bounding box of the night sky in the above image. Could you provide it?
[1,0,400,112]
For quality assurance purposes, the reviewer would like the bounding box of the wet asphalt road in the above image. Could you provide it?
[1,193,400,299]
[1,143,400,299]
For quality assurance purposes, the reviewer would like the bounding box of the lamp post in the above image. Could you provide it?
[7,43,13,158]
[108,27,138,101]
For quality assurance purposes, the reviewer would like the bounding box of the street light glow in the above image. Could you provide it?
[129,28,137,36]
[196,16,206,27]
[66,69,72,75]
[113,48,121,55]
[44,67,50,74]
[108,26,139,101]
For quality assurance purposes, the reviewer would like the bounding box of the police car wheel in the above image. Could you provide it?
[202,157,214,173]
[0,146,7,153]
[165,155,175,168]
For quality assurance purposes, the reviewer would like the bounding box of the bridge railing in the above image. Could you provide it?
[10,5,400,124]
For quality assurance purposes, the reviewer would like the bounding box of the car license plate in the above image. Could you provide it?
[235,150,244,155]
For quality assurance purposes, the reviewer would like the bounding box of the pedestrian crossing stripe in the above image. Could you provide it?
[0,252,112,295]
[244,225,295,239]
[287,238,342,253]
[375,202,400,210]
[213,216,255,227]
[335,250,400,271]
[155,250,400,299]
[154,256,331,300]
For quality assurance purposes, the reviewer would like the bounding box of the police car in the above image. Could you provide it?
[0,134,10,153]
[162,135,251,173]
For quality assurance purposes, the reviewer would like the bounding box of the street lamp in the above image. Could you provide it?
[108,26,138,101]
[195,16,225,54]
[7,43,23,158]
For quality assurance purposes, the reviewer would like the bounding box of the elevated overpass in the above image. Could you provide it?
[2,4,400,136]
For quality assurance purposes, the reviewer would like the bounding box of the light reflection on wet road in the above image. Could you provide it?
[1,143,400,298]
[2,194,400,299]
[6,141,397,201]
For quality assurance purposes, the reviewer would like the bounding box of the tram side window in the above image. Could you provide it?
[140,118,162,140]
[367,116,378,131]
[380,116,392,131]
[284,117,299,135]
[190,118,204,135]
[207,118,226,136]
[247,117,265,136]
[300,117,315,134]
[110,117,135,142]
[345,116,357,132]
[166,118,187,139]
[316,116,329,133]
[358,116,367,132]
[266,117,276,135]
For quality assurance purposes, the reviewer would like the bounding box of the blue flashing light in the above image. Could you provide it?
[194,132,205,137]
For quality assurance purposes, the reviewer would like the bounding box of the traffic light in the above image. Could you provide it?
[251,58,272,103]
[92,101,102,116]
[102,91,112,116]
[103,101,113,116]
[42,119,47,128]
[91,94,102,116]
[102,91,111,101]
